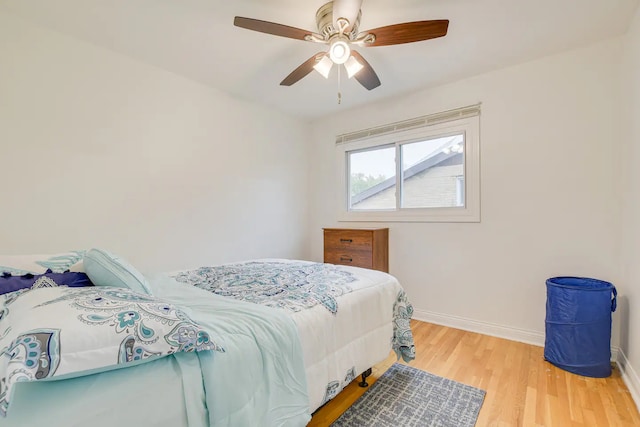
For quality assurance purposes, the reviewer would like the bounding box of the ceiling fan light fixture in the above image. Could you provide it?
[329,39,350,64]
[313,55,333,78]
[344,55,363,78]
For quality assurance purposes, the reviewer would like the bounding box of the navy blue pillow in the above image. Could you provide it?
[0,270,94,295]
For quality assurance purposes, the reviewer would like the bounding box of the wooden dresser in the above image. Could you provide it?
[323,228,389,273]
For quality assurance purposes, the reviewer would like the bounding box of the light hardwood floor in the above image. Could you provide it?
[309,320,640,426]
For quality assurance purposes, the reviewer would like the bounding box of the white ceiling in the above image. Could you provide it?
[1,0,638,119]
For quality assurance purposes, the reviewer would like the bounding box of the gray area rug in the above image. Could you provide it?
[331,363,485,427]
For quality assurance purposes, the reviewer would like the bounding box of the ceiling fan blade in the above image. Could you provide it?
[350,51,381,90]
[280,53,324,86]
[332,0,363,32]
[363,20,449,47]
[234,17,312,41]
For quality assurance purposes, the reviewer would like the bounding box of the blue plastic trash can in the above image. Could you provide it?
[544,277,617,378]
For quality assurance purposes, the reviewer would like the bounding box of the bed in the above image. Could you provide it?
[0,251,415,426]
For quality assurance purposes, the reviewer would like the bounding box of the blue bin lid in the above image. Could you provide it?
[546,276,613,290]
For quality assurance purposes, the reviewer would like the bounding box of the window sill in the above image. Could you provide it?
[337,207,480,223]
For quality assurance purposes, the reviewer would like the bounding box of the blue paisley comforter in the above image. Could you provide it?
[1,274,311,427]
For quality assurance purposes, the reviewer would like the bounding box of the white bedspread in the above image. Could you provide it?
[290,264,404,412]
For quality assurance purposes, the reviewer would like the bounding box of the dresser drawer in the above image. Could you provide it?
[323,230,373,253]
[324,251,373,269]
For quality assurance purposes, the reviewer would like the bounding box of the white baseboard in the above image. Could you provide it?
[616,348,640,413]
[412,308,545,347]
[412,308,620,361]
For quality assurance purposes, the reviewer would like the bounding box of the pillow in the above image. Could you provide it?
[0,271,93,295]
[0,286,223,417]
[0,252,85,275]
[83,249,151,295]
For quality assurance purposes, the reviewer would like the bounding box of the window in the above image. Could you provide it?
[337,105,480,222]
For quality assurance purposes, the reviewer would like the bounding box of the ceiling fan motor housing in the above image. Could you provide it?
[315,1,362,40]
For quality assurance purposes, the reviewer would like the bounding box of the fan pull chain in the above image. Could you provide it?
[337,65,342,104]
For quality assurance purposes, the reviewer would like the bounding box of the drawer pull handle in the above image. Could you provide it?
[340,239,353,243]
[340,256,353,262]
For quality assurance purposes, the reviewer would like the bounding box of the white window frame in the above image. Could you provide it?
[336,106,480,223]
[455,176,465,207]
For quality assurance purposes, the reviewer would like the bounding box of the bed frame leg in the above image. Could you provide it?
[359,368,372,387]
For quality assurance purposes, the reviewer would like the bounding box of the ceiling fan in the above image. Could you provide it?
[234,0,449,91]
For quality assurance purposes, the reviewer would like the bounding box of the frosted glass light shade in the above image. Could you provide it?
[344,55,363,78]
[313,55,333,78]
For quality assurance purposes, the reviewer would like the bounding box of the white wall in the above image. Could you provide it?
[309,38,623,345]
[0,11,310,272]
[620,5,640,407]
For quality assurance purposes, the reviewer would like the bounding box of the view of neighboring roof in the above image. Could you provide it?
[351,150,463,205]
